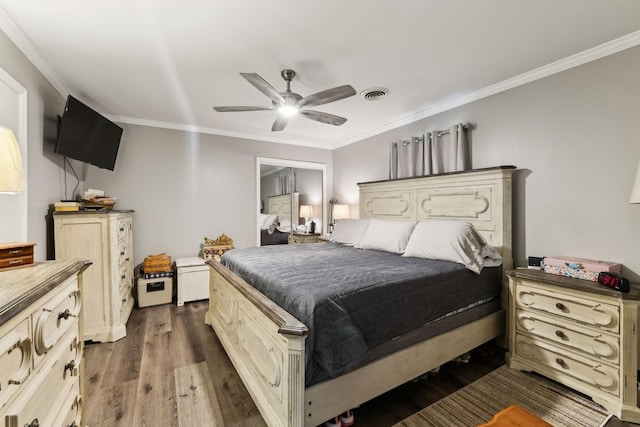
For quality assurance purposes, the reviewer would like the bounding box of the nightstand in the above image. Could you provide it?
[506,269,640,422]
[289,232,320,244]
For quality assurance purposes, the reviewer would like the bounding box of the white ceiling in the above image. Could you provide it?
[1,1,640,150]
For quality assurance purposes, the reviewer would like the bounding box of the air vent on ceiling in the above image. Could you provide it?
[360,87,390,101]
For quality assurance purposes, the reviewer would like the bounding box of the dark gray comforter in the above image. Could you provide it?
[221,242,500,386]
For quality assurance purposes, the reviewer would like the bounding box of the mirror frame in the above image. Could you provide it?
[256,157,327,246]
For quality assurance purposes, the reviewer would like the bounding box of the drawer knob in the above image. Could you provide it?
[65,359,76,373]
[555,358,568,368]
[58,309,77,320]
[25,419,39,427]
[555,303,567,311]
[555,330,567,339]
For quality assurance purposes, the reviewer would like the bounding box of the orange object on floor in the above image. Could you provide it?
[477,405,553,427]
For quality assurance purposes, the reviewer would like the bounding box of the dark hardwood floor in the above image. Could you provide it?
[83,301,636,426]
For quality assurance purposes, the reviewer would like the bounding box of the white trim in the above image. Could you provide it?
[109,115,333,150]
[256,157,327,246]
[0,5,69,99]
[330,29,640,149]
[0,65,28,241]
[2,3,639,150]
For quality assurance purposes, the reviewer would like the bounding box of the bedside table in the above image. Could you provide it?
[506,269,640,422]
[289,233,320,244]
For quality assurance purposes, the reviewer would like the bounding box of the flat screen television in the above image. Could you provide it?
[54,95,123,171]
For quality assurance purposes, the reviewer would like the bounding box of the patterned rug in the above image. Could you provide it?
[394,365,611,427]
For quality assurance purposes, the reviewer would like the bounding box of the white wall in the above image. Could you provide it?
[84,125,332,265]
[333,45,640,280]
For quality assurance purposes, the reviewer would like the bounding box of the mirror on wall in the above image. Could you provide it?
[256,158,326,246]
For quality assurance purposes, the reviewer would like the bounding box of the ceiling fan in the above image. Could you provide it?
[213,69,356,131]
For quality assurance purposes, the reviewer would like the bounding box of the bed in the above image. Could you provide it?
[206,166,515,426]
[260,193,299,245]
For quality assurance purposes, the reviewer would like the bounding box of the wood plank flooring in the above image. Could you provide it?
[84,301,632,426]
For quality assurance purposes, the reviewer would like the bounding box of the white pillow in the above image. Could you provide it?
[359,220,417,254]
[402,220,499,273]
[330,219,369,247]
[259,214,279,234]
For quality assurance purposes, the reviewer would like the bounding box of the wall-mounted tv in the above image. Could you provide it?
[54,95,123,171]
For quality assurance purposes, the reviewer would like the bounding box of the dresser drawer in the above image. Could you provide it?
[3,330,80,427]
[515,281,619,333]
[516,309,619,364]
[33,278,81,357]
[51,382,82,427]
[0,319,32,408]
[515,334,619,396]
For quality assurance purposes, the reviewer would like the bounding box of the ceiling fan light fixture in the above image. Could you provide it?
[278,105,299,116]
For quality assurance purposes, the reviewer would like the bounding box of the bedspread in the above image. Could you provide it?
[221,242,500,385]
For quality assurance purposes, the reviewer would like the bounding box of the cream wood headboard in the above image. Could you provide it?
[268,192,300,226]
[358,166,515,272]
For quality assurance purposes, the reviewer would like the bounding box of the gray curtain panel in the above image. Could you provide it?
[389,124,468,178]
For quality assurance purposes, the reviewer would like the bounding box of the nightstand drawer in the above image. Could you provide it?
[515,335,619,397]
[515,309,619,364]
[515,281,619,333]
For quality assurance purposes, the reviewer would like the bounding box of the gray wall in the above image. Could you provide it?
[84,125,332,264]
[0,30,79,261]
[333,45,640,280]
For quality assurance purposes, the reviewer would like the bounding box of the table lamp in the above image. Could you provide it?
[0,127,24,194]
[330,204,349,233]
[299,205,313,232]
[630,159,640,204]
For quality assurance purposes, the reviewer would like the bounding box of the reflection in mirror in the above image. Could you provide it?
[257,158,326,246]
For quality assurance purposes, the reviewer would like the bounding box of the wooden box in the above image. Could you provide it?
[0,242,35,271]
[202,245,234,260]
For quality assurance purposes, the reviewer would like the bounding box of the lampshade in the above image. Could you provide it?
[631,159,640,204]
[0,127,24,193]
[299,205,312,219]
[333,204,350,220]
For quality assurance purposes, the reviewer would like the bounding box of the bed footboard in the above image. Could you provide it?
[205,260,308,427]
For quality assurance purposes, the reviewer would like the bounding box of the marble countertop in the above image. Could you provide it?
[0,259,91,327]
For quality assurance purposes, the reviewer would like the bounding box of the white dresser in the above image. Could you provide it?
[0,259,90,427]
[507,269,640,422]
[54,211,134,342]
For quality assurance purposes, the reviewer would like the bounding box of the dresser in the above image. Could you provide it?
[507,269,640,422]
[54,211,134,342]
[0,259,91,427]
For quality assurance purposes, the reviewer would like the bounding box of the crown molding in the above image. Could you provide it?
[0,6,70,99]
[3,4,639,151]
[108,115,333,150]
[331,30,640,149]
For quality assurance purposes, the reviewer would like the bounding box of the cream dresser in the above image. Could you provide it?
[54,211,134,342]
[0,259,90,427]
[507,269,640,422]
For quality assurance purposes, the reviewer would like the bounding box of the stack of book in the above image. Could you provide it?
[54,201,82,212]
[543,256,622,281]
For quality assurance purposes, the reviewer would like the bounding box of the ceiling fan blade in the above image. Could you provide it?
[240,72,285,104]
[213,106,274,112]
[297,85,356,108]
[300,110,348,126]
[272,116,289,131]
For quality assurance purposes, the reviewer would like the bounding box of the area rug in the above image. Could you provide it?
[394,365,611,427]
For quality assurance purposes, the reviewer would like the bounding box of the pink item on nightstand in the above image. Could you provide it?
[543,256,621,273]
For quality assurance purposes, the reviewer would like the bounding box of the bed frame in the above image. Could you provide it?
[268,192,299,227]
[206,166,515,426]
